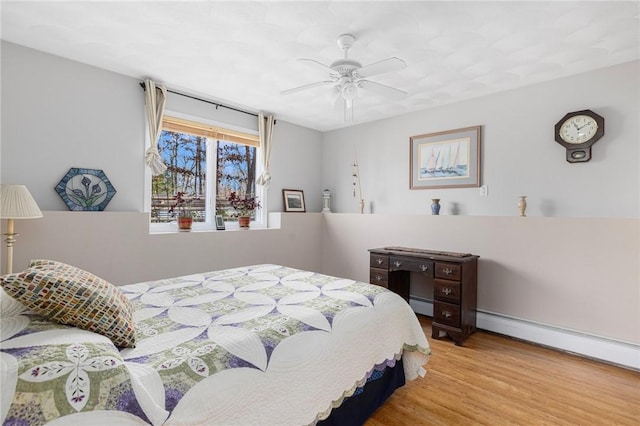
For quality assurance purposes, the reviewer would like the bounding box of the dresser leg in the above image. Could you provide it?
[432,324,466,346]
[431,328,440,340]
[431,325,449,340]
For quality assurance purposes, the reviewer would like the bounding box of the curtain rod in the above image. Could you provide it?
[139,82,261,119]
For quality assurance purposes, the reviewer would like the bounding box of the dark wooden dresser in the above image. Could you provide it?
[369,246,479,346]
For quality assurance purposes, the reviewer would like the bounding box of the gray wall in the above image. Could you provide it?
[322,61,639,218]
[1,41,145,211]
[1,41,324,214]
[319,60,640,348]
[0,41,325,287]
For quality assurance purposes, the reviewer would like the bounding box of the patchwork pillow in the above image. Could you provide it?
[0,260,136,347]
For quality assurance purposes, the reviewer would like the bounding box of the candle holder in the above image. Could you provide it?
[322,189,331,212]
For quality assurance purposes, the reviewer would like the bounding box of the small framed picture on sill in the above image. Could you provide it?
[215,215,225,230]
[283,189,306,212]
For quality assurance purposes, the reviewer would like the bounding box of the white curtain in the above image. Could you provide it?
[144,79,168,176]
[256,112,275,187]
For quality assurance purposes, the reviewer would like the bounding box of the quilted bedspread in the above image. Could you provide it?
[1,264,430,425]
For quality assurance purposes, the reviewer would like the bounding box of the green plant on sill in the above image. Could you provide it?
[228,191,261,217]
[168,191,199,218]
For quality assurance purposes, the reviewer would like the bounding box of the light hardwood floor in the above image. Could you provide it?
[366,316,640,425]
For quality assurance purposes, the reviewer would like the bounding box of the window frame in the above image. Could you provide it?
[146,110,264,233]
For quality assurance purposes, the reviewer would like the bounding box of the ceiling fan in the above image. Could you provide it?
[281,34,408,120]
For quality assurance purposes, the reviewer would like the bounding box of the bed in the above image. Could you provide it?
[1,261,430,425]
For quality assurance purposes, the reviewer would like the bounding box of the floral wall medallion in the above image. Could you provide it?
[55,168,117,211]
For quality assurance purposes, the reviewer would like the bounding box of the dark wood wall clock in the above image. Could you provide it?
[554,109,604,163]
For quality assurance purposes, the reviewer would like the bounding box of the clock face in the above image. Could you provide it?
[559,115,599,144]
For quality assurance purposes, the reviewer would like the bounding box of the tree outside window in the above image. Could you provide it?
[151,130,257,224]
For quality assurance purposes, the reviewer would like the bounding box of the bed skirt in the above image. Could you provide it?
[318,360,405,425]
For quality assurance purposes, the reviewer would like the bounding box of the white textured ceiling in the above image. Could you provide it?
[2,1,639,131]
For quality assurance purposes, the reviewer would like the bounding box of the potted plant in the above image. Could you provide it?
[169,191,196,230]
[228,191,261,229]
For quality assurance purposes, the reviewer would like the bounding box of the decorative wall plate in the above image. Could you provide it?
[55,168,116,211]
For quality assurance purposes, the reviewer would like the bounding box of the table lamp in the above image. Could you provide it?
[1,185,43,274]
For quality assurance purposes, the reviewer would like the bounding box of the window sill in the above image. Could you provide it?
[149,221,268,235]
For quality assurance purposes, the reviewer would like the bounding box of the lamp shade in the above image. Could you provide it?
[1,185,43,219]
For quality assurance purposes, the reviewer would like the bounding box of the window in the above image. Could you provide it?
[151,115,260,227]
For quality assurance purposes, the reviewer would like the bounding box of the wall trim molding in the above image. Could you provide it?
[410,298,640,371]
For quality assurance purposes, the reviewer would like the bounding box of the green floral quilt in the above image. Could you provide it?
[1,264,430,425]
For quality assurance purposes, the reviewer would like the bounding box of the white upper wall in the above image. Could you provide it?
[1,41,145,210]
[3,41,636,219]
[0,41,324,213]
[322,61,640,219]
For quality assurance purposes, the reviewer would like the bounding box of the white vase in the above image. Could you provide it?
[517,196,527,217]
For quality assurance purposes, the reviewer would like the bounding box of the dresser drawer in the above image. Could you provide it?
[389,256,434,275]
[434,301,461,327]
[434,280,461,303]
[370,254,389,269]
[435,262,461,280]
[369,268,388,288]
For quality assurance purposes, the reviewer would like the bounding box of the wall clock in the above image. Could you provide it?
[55,168,117,211]
[554,109,604,163]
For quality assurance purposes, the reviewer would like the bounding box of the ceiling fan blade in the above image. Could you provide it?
[297,58,335,74]
[357,57,406,78]
[280,80,334,95]
[359,80,408,100]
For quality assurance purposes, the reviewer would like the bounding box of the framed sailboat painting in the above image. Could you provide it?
[410,126,481,189]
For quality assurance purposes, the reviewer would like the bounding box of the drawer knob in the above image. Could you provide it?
[441,288,452,295]
[443,268,453,275]
[420,264,429,272]
[393,260,402,267]
[442,311,452,318]
[376,275,383,281]
[376,258,383,265]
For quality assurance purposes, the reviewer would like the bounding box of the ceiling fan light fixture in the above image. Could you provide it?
[341,80,358,101]
[281,33,408,120]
